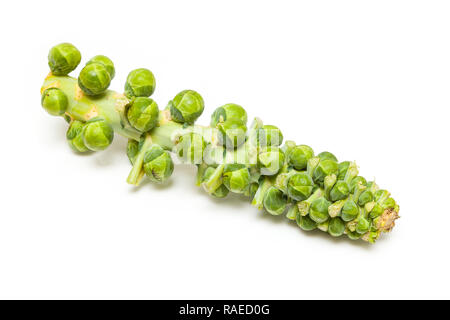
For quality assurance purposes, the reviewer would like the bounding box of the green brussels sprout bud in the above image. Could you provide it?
[328,217,345,237]
[217,119,247,149]
[143,145,174,183]
[358,190,374,206]
[126,97,159,132]
[263,186,287,215]
[48,43,81,76]
[318,220,329,232]
[281,140,296,156]
[286,172,314,201]
[81,117,114,151]
[168,90,204,124]
[127,139,140,164]
[211,184,230,198]
[287,145,314,171]
[356,216,370,234]
[245,182,259,199]
[349,176,367,193]
[296,214,317,231]
[346,229,362,240]
[257,125,283,147]
[78,63,111,96]
[86,55,115,79]
[41,87,68,116]
[222,164,250,193]
[318,151,338,162]
[382,197,397,210]
[363,231,380,244]
[258,147,285,176]
[210,103,247,127]
[309,197,331,224]
[337,161,350,180]
[324,174,337,200]
[125,68,156,98]
[328,199,346,218]
[330,181,350,202]
[286,204,299,220]
[341,199,359,222]
[176,133,206,164]
[202,166,229,198]
[313,160,339,185]
[374,189,390,202]
[66,120,89,152]
[369,203,383,219]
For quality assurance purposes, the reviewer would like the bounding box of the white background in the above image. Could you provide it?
[0,0,449,299]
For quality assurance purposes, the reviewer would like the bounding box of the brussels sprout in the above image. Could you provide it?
[358,189,374,206]
[168,90,204,124]
[202,164,225,195]
[143,144,174,183]
[222,164,250,193]
[374,189,390,203]
[328,199,346,218]
[210,103,247,127]
[318,220,329,232]
[78,62,111,96]
[201,166,229,198]
[263,186,287,215]
[349,176,367,193]
[127,97,159,132]
[286,204,299,220]
[363,231,380,244]
[306,157,320,177]
[287,145,314,171]
[251,177,272,209]
[244,182,259,199]
[258,147,285,176]
[328,217,345,237]
[313,160,339,185]
[346,229,362,240]
[356,216,370,234]
[257,125,283,147]
[296,214,317,231]
[281,140,296,156]
[217,119,247,149]
[176,133,206,164]
[337,161,350,180]
[81,117,114,151]
[382,197,397,210]
[324,174,337,200]
[211,184,230,198]
[369,203,383,219]
[86,55,115,79]
[318,151,338,162]
[48,43,81,76]
[297,188,324,217]
[124,68,156,98]
[341,199,359,222]
[66,120,88,152]
[127,139,140,164]
[330,180,350,202]
[286,172,314,201]
[41,87,68,116]
[309,197,331,224]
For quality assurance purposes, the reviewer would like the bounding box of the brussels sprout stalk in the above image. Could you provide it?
[41,46,400,244]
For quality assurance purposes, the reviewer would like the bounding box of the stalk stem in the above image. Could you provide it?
[127,134,153,185]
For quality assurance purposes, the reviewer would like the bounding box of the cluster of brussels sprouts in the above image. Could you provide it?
[40,43,399,243]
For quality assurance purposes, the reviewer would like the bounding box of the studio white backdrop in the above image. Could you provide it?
[0,0,449,299]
